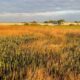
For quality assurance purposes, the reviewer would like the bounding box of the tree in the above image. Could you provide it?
[44,21,48,23]
[44,20,57,24]
[57,19,65,25]
[24,22,29,25]
[31,21,37,23]
[48,20,54,23]
[74,21,78,23]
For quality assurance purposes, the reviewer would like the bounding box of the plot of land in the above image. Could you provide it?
[0,25,80,36]
[0,25,80,80]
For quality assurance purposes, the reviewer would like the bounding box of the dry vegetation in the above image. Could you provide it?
[0,25,80,80]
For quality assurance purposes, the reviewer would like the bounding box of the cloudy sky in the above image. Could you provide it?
[0,0,80,22]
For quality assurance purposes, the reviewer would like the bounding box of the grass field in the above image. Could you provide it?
[0,25,80,80]
[0,25,80,36]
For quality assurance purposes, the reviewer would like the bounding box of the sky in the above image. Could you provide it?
[0,0,80,22]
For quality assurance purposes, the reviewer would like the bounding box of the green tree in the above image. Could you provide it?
[57,19,65,25]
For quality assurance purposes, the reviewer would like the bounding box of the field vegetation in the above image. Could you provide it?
[0,25,80,80]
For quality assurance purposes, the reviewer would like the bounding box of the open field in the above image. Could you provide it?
[0,25,80,36]
[0,25,80,80]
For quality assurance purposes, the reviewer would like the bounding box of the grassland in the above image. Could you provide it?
[0,25,80,80]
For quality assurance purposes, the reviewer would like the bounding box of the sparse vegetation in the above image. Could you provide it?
[44,19,65,25]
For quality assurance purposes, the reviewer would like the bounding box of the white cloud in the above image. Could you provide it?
[0,10,80,18]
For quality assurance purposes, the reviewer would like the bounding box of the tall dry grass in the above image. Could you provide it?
[0,25,80,80]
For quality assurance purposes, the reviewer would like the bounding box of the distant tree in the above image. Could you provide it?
[57,19,65,25]
[44,20,57,24]
[44,19,65,25]
[24,22,29,25]
[52,21,58,24]
[48,20,54,23]
[75,21,78,23]
[30,21,38,26]
[44,21,48,23]
[31,21,37,23]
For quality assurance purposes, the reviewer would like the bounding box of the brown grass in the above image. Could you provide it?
[0,25,80,36]
[0,25,80,80]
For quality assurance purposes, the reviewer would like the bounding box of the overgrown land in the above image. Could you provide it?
[0,25,80,80]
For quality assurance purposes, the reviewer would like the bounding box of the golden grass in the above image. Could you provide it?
[0,25,80,37]
[0,25,80,80]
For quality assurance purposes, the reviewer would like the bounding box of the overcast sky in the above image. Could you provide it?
[0,0,80,22]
